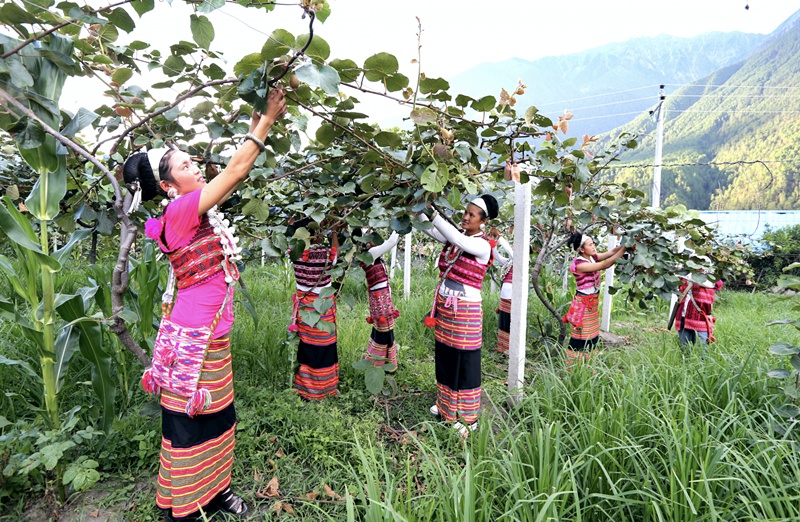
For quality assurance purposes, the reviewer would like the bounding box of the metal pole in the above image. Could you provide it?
[600,235,617,332]
[403,232,412,299]
[508,181,531,404]
[652,84,666,208]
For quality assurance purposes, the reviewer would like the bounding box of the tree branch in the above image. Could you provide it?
[0,0,136,59]
[0,86,150,366]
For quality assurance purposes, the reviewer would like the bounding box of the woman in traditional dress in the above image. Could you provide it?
[675,273,722,349]
[564,232,627,365]
[419,194,498,436]
[360,230,402,368]
[126,87,286,520]
[289,221,340,400]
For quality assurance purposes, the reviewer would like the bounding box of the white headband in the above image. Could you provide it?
[147,147,170,182]
[470,197,488,215]
[580,235,592,247]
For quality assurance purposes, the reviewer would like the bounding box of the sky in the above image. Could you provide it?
[59,0,800,117]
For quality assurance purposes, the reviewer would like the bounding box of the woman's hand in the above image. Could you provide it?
[263,86,287,124]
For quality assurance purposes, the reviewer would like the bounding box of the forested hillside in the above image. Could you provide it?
[602,14,800,211]
[450,32,766,137]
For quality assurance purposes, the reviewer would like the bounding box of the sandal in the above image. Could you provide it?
[214,487,248,518]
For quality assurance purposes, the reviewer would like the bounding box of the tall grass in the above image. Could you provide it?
[3,262,800,521]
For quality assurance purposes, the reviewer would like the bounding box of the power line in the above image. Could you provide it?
[610,159,800,169]
[535,85,658,108]
[662,83,800,90]
[570,110,648,122]
[566,96,655,112]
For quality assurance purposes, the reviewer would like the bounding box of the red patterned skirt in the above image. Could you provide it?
[157,337,236,519]
[496,297,511,354]
[293,290,339,400]
[567,292,600,359]
[433,294,482,424]
[365,286,399,368]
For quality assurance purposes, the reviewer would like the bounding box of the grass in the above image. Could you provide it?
[2,262,800,521]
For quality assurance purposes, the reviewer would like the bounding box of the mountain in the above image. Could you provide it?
[600,11,800,211]
[449,32,767,137]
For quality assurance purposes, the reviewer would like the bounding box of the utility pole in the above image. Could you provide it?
[651,85,666,208]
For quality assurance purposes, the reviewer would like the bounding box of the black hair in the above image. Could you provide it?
[479,194,499,220]
[159,148,179,183]
[122,152,161,202]
[567,231,588,252]
[121,146,180,202]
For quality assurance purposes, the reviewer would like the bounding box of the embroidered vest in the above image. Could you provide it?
[294,247,336,288]
[570,256,600,293]
[502,266,514,284]
[437,237,493,290]
[363,260,389,288]
[167,216,239,289]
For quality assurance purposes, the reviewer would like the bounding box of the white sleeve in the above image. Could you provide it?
[417,214,447,244]
[493,247,509,266]
[498,237,513,257]
[367,231,400,261]
[430,214,490,264]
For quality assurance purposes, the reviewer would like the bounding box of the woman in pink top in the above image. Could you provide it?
[564,232,627,365]
[124,87,286,521]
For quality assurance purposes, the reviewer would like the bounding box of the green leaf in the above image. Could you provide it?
[54,324,80,392]
[313,296,333,314]
[190,14,214,50]
[110,67,133,86]
[0,354,38,380]
[105,7,135,32]
[316,123,336,146]
[471,96,496,112]
[351,359,372,371]
[769,343,800,356]
[26,160,66,220]
[384,73,408,92]
[242,198,271,221]
[363,52,398,81]
[410,107,437,125]
[163,55,186,77]
[52,229,90,265]
[15,117,45,149]
[0,3,40,24]
[261,29,295,61]
[233,53,263,78]
[374,131,402,148]
[196,0,225,14]
[767,369,792,379]
[299,309,321,328]
[296,33,330,63]
[57,293,115,434]
[0,199,60,270]
[294,63,340,95]
[421,163,448,193]
[419,77,449,94]
[61,108,98,138]
[329,58,360,83]
[365,365,385,395]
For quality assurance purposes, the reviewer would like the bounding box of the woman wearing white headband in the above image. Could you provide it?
[418,193,499,437]
[564,231,627,365]
[123,87,286,521]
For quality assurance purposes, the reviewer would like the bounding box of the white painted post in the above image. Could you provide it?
[508,181,531,404]
[600,235,618,332]
[403,232,412,299]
